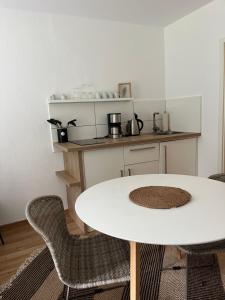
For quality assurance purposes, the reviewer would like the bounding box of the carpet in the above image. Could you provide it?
[1,244,225,300]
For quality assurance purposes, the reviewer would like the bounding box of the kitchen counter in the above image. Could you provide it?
[54,132,201,152]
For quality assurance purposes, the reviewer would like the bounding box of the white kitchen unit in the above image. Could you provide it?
[160,138,198,175]
[84,143,160,188]
[83,147,124,188]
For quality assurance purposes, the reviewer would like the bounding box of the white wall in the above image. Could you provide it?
[164,0,225,176]
[166,96,202,133]
[0,8,165,224]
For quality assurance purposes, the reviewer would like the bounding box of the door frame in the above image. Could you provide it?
[218,40,225,172]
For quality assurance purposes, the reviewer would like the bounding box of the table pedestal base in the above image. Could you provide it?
[130,241,140,300]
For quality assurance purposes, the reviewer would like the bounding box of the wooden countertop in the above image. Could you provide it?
[54,132,201,152]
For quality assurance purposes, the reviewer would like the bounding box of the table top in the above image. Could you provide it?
[75,174,225,246]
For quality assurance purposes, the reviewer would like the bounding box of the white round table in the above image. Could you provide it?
[75,174,225,300]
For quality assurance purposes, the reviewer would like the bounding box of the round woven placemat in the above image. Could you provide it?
[129,186,191,209]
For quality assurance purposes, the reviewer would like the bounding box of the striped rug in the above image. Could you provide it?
[1,244,225,300]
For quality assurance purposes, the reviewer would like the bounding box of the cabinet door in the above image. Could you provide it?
[160,138,197,175]
[83,147,124,188]
[125,161,159,176]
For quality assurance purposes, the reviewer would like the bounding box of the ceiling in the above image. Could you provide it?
[0,0,213,26]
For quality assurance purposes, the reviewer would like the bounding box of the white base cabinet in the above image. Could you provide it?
[160,138,197,175]
[83,138,198,188]
[83,143,160,188]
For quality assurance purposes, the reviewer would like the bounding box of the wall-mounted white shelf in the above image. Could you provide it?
[48,97,134,104]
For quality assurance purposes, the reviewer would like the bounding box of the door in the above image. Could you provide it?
[83,147,124,188]
[160,138,197,175]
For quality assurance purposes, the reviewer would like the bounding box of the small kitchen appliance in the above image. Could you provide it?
[126,113,144,136]
[107,113,122,138]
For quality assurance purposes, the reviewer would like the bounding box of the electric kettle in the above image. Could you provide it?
[126,113,144,136]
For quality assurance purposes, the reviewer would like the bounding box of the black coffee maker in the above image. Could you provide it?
[107,113,122,138]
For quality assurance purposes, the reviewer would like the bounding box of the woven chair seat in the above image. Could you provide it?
[64,234,129,288]
[179,173,225,255]
[26,195,130,290]
[209,173,225,182]
[178,239,225,255]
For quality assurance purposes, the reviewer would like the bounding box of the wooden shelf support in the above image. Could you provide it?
[55,170,80,187]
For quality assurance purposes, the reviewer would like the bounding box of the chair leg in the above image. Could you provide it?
[176,248,186,260]
[66,286,70,300]
[0,231,4,245]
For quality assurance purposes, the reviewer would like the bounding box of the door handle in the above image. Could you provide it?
[164,145,167,174]
[130,146,156,152]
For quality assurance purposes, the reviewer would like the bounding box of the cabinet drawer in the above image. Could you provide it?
[125,161,159,176]
[124,143,159,165]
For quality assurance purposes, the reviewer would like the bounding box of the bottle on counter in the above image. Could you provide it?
[162,111,169,132]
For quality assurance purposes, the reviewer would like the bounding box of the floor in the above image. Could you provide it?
[0,211,80,284]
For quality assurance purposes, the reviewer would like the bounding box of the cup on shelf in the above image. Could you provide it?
[95,92,102,99]
[49,94,56,100]
[113,92,119,98]
[80,92,88,99]
[72,88,81,99]
[88,92,96,99]
[107,91,114,98]
[60,94,67,100]
[102,91,109,99]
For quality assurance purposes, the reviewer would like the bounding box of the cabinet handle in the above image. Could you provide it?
[120,170,124,177]
[164,145,167,174]
[130,146,156,152]
[128,168,131,176]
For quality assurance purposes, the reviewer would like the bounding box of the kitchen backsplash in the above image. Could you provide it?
[48,96,201,150]
[48,99,165,144]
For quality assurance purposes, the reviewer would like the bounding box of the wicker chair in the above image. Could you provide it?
[26,195,130,300]
[178,173,225,255]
